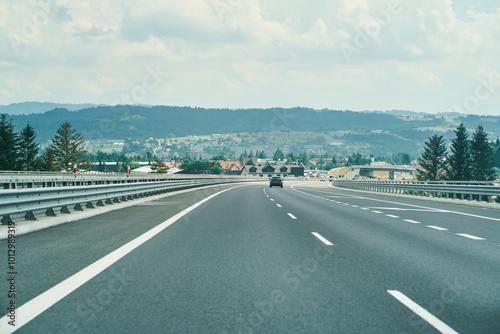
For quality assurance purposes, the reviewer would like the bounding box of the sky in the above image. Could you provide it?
[0,0,499,114]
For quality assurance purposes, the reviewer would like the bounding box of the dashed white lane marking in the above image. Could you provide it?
[372,211,383,214]
[386,214,400,218]
[456,233,486,240]
[387,290,459,334]
[0,185,244,334]
[360,208,369,210]
[351,205,359,208]
[293,185,500,222]
[312,232,334,246]
[404,219,422,224]
[270,199,274,201]
[288,213,297,219]
[370,207,440,212]
[343,203,350,206]
[427,225,448,231]
[276,204,282,208]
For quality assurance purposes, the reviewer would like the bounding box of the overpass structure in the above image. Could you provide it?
[349,165,418,180]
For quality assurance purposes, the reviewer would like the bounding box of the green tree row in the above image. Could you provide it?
[418,124,496,181]
[0,114,86,172]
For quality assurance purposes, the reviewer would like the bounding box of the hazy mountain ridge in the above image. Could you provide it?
[4,104,500,157]
[0,102,102,115]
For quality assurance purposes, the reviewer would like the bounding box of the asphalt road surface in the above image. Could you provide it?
[1,181,499,333]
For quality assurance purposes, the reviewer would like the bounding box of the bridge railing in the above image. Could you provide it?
[0,172,253,189]
[0,176,254,224]
[331,180,500,204]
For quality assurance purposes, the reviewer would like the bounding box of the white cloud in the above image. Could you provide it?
[0,0,499,114]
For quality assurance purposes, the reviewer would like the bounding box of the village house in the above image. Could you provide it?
[241,163,305,178]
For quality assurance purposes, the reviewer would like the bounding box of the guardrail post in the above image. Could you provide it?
[25,211,37,220]
[74,204,84,211]
[61,206,70,214]
[46,208,57,216]
[86,202,95,209]
[96,200,105,207]
[2,215,11,224]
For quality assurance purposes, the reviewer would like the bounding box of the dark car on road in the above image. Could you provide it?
[270,176,283,188]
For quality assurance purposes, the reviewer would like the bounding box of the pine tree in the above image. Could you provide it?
[417,134,447,181]
[50,122,86,171]
[18,123,39,171]
[0,114,19,170]
[273,148,284,161]
[40,148,59,171]
[448,123,471,181]
[470,125,495,181]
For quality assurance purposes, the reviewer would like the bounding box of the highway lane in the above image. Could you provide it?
[1,181,499,333]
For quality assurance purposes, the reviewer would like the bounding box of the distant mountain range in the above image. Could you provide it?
[3,103,500,157]
[0,102,103,115]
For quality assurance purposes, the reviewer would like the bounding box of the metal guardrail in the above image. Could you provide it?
[0,172,252,189]
[0,177,252,224]
[332,180,500,203]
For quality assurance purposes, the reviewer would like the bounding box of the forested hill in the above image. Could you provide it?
[0,102,100,115]
[8,106,404,141]
[6,105,500,143]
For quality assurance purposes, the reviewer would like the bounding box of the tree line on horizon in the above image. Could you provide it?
[418,123,497,181]
[2,112,499,180]
[0,114,86,172]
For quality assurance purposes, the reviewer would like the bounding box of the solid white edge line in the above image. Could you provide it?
[387,290,459,334]
[287,213,297,219]
[312,232,333,246]
[0,185,244,334]
[427,225,448,231]
[456,233,486,240]
[293,184,500,223]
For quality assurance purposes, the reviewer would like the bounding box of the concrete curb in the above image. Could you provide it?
[327,184,500,211]
[0,183,246,240]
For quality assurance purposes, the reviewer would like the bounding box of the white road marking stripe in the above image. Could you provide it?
[427,225,448,231]
[276,204,282,208]
[312,232,333,246]
[387,290,459,334]
[372,210,383,214]
[270,199,274,201]
[292,185,500,222]
[404,219,421,224]
[351,205,359,208]
[288,213,297,219]
[360,208,369,210]
[369,207,440,212]
[0,185,244,334]
[456,233,486,240]
[343,203,350,206]
[386,214,400,218]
